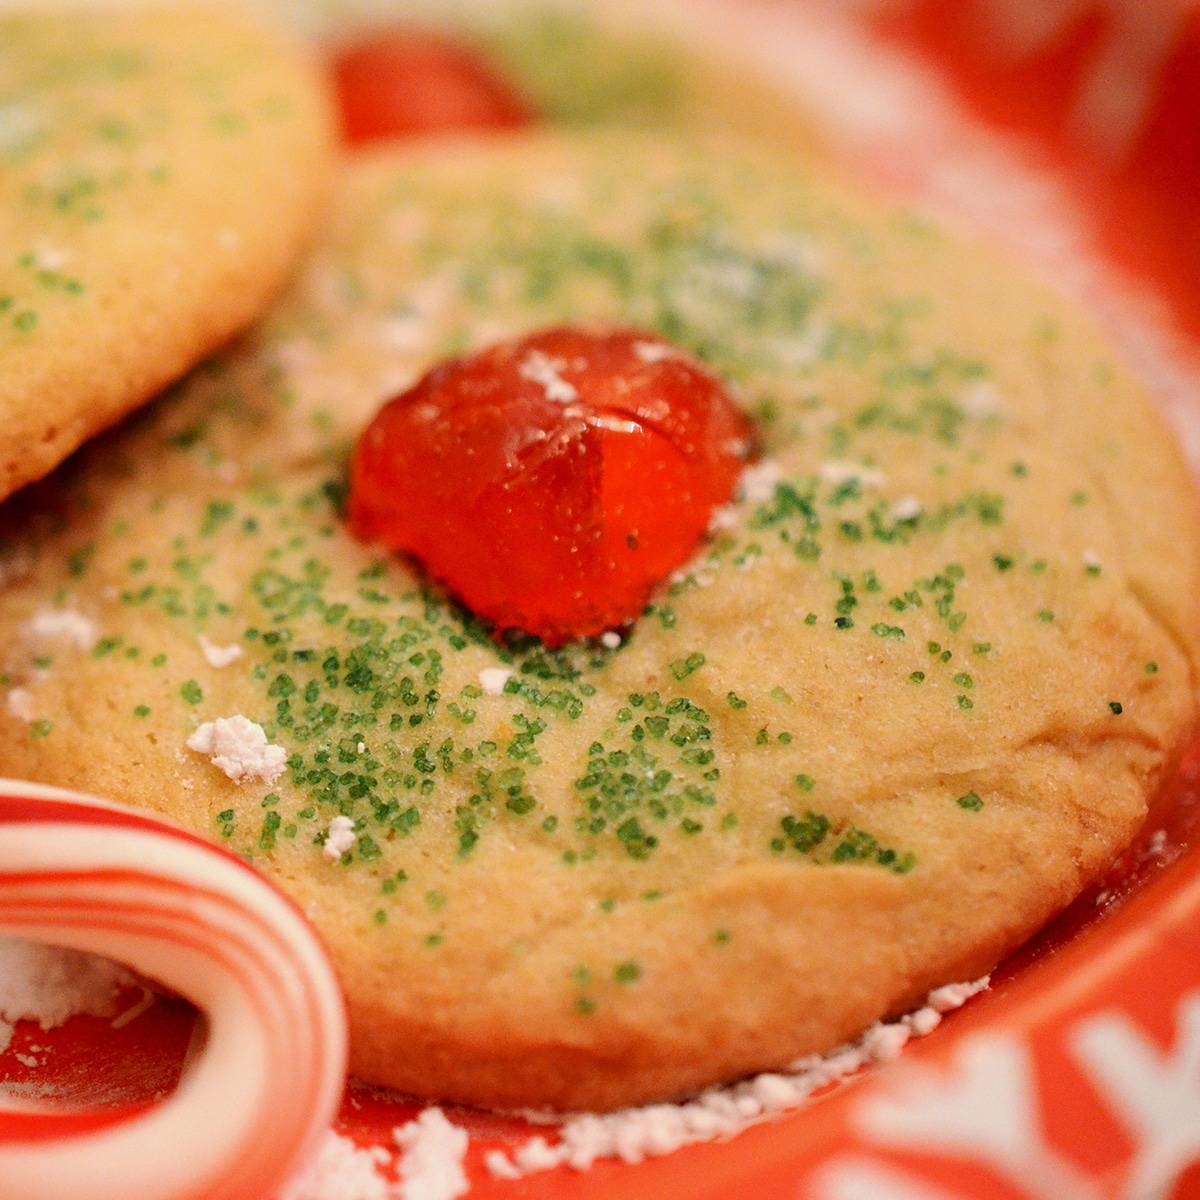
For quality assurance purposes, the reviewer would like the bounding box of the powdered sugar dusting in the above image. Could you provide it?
[486,976,990,1179]
[633,340,684,365]
[959,381,1005,419]
[282,975,988,1197]
[0,546,32,591]
[739,459,782,504]
[23,609,98,652]
[819,460,885,488]
[518,350,578,403]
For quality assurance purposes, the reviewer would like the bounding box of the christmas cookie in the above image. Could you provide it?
[0,130,1195,1110]
[0,5,334,501]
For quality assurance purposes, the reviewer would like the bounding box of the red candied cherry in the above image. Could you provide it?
[349,327,754,646]
[331,30,535,145]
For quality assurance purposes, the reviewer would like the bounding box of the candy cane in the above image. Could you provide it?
[0,780,347,1200]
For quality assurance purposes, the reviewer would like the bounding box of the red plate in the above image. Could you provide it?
[3,2,1199,1196]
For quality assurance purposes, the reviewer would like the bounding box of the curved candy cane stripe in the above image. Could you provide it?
[0,780,348,1200]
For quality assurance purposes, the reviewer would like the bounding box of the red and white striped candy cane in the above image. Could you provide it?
[0,780,347,1200]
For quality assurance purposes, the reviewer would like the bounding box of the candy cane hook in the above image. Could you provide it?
[0,780,347,1200]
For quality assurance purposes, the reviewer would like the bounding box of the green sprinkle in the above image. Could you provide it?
[180,679,203,705]
[1038,610,1055,623]
[373,910,387,925]
[957,791,984,812]
[133,704,151,718]
[670,652,706,681]
[1109,701,1123,715]
[258,810,281,850]
[67,545,94,579]
[713,928,732,945]
[794,773,815,791]
[956,695,974,710]
[727,691,748,710]
[613,961,642,985]
[30,719,53,739]
[1145,662,1159,675]
[575,997,596,1015]
[909,671,925,684]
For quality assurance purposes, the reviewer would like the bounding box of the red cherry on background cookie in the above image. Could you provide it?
[349,328,754,645]
[331,30,535,145]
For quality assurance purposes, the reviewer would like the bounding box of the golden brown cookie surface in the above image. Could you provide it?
[0,5,333,501]
[0,131,1196,1110]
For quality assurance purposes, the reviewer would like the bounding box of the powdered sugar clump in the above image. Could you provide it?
[198,635,244,669]
[926,979,988,1013]
[0,938,134,1056]
[478,668,512,696]
[23,609,98,652]
[6,688,34,722]
[708,504,739,533]
[959,380,1005,419]
[393,1108,470,1200]
[324,816,357,862]
[285,1112,469,1200]
[284,1132,393,1200]
[186,716,287,785]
